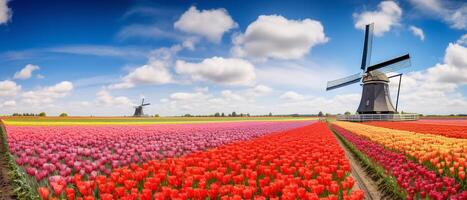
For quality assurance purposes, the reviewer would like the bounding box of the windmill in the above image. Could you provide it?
[326,23,410,114]
[133,98,150,117]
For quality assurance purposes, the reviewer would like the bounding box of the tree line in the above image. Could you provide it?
[11,112,68,117]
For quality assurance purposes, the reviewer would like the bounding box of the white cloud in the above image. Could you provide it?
[170,91,207,101]
[159,87,276,115]
[409,0,467,30]
[2,100,16,107]
[388,35,467,114]
[409,25,425,41]
[0,80,21,96]
[175,57,256,86]
[353,1,402,36]
[256,61,346,91]
[14,64,40,80]
[0,0,12,25]
[232,15,328,60]
[221,90,246,102]
[277,93,361,114]
[280,91,305,101]
[109,59,173,89]
[174,6,237,43]
[458,34,467,45]
[426,43,467,84]
[22,81,73,105]
[252,85,272,95]
[96,89,133,106]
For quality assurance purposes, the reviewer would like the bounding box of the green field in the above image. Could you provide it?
[0,116,317,126]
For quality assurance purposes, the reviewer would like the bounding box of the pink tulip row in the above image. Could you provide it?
[6,121,312,185]
[333,125,467,200]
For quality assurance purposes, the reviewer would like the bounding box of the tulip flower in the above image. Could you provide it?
[38,187,50,200]
[334,124,466,199]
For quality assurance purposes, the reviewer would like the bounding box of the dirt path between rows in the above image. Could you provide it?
[0,120,15,200]
[332,130,383,200]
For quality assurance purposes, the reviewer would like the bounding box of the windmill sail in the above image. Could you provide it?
[361,23,374,71]
[366,54,410,74]
[326,73,362,91]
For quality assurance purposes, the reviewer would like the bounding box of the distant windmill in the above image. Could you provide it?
[326,23,410,114]
[133,98,150,117]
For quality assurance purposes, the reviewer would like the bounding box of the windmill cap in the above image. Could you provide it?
[363,70,389,82]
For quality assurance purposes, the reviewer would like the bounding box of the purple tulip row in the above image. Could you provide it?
[333,125,467,200]
[6,121,313,184]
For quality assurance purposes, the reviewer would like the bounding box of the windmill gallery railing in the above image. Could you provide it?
[337,114,419,122]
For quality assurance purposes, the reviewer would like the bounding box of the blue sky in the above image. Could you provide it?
[0,0,466,116]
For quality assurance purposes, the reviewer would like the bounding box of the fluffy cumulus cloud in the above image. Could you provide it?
[14,64,40,80]
[96,89,133,106]
[174,6,237,43]
[175,57,256,86]
[109,59,172,89]
[232,15,328,60]
[389,35,467,114]
[409,25,425,41]
[21,81,73,105]
[0,80,21,96]
[353,1,402,36]
[0,0,12,25]
[409,0,467,30]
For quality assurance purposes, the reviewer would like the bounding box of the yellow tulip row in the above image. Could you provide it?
[334,121,467,176]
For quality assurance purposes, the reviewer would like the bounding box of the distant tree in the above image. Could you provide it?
[59,113,68,117]
[325,113,331,116]
[232,112,237,117]
[246,113,250,117]
[38,112,46,117]
[184,114,192,117]
[318,111,324,117]
[221,113,225,117]
[268,112,272,117]
[153,114,160,117]
[214,112,220,117]
[228,113,232,117]
[344,111,351,115]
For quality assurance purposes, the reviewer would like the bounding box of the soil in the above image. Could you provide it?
[333,131,384,200]
[0,121,15,200]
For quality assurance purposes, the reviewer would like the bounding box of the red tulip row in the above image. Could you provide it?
[38,122,364,200]
[333,125,467,200]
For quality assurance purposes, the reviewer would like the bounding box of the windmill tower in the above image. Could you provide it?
[326,23,411,114]
[133,98,150,117]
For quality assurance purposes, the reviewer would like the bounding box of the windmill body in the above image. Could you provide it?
[357,70,395,114]
[326,23,412,115]
[133,98,150,117]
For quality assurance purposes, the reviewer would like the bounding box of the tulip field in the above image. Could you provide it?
[0,118,367,200]
[2,116,466,200]
[333,120,467,200]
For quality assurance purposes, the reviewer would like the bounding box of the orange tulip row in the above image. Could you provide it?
[334,122,467,182]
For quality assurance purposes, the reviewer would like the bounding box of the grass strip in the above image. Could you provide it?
[329,123,405,200]
[0,120,39,200]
